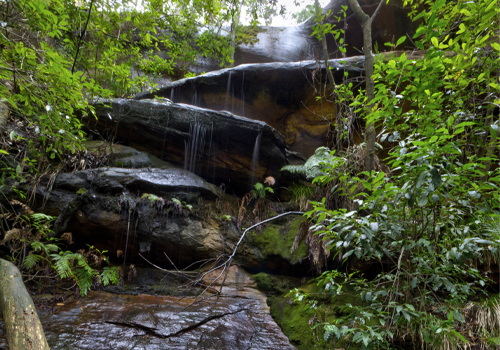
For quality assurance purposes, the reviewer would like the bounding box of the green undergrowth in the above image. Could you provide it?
[268,281,359,350]
[248,217,308,264]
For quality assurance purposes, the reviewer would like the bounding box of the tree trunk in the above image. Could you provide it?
[0,259,50,350]
[347,0,384,174]
[315,0,336,93]
[229,0,245,65]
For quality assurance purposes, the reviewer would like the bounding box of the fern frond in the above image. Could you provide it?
[101,266,120,286]
[282,147,334,180]
[30,213,56,223]
[31,241,60,255]
[75,267,94,296]
[44,244,60,253]
[31,241,46,252]
[280,164,306,174]
[50,252,75,279]
[75,253,95,276]
[23,254,44,270]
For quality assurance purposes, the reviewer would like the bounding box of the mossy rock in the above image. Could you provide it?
[252,272,301,294]
[84,141,171,169]
[268,281,359,350]
[248,217,308,264]
[236,25,266,45]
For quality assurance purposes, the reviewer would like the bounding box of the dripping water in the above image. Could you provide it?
[122,207,132,273]
[160,116,170,159]
[250,130,263,188]
[241,72,245,116]
[225,72,232,111]
[184,122,208,175]
[192,88,198,106]
[170,88,175,103]
[231,83,235,113]
[207,123,215,182]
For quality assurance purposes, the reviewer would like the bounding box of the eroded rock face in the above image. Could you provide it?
[88,98,287,194]
[39,267,297,350]
[7,160,308,273]
[22,166,226,267]
[136,57,365,159]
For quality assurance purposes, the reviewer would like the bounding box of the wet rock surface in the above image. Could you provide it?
[136,57,365,159]
[39,267,297,350]
[2,159,309,272]
[89,98,287,194]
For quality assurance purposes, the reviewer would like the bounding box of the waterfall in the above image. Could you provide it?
[225,72,232,111]
[170,87,175,102]
[192,88,198,106]
[122,205,132,273]
[250,130,262,188]
[241,72,245,116]
[160,116,170,159]
[207,123,215,182]
[184,122,208,175]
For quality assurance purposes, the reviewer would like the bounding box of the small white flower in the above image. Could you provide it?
[58,129,65,134]
[45,105,52,112]
[35,126,40,134]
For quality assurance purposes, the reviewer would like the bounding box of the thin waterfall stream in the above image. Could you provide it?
[250,130,262,188]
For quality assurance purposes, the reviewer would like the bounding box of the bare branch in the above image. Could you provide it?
[216,211,304,303]
[371,0,385,22]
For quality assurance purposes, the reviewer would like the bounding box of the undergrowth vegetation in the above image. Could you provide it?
[285,0,500,349]
[0,200,119,295]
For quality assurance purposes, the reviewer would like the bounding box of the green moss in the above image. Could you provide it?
[267,281,360,350]
[252,272,300,294]
[236,25,266,45]
[249,217,308,264]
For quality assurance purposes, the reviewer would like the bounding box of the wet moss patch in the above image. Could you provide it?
[252,272,301,294]
[267,281,359,350]
[248,217,308,264]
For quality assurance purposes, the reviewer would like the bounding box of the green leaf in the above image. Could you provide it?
[451,310,465,323]
[402,310,411,322]
[396,36,406,46]
[417,194,428,207]
[431,37,439,47]
[416,171,428,188]
[468,191,481,199]
[430,167,441,189]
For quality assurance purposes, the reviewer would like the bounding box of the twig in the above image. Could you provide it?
[71,0,95,74]
[216,211,304,304]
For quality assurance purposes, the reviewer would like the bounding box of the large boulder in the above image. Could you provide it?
[88,98,287,194]
[3,161,309,273]
[136,57,365,159]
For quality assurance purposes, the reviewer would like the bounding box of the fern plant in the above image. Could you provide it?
[281,147,337,180]
[0,201,121,296]
[252,182,274,199]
